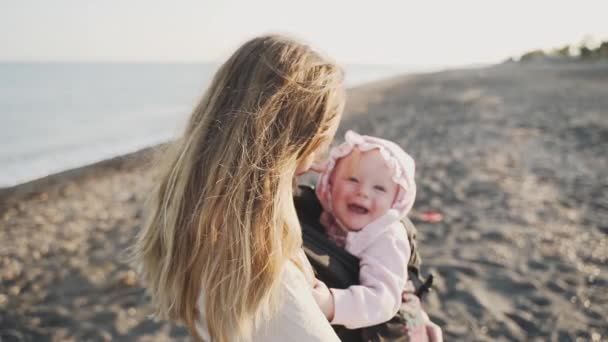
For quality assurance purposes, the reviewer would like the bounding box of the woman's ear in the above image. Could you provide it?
[310,160,327,173]
[295,151,317,176]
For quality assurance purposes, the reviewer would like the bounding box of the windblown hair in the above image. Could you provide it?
[131,34,345,341]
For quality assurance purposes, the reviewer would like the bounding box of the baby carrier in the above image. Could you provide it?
[295,185,434,342]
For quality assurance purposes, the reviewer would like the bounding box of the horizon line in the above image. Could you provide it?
[0,59,499,68]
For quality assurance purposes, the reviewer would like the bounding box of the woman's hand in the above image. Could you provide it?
[311,279,335,321]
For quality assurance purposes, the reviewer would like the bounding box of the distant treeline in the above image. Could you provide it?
[509,38,608,63]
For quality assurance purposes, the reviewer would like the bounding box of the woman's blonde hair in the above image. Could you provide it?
[132,34,345,341]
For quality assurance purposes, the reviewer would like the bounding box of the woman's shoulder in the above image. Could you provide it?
[253,261,340,341]
[196,261,338,341]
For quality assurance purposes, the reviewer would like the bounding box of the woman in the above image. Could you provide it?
[132,34,345,341]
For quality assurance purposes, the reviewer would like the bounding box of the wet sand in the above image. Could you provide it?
[1,61,607,341]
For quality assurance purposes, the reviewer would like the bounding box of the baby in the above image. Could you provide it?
[311,130,442,341]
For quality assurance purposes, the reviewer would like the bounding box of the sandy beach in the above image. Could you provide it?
[1,62,607,341]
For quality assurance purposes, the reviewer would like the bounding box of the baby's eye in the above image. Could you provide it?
[347,177,358,183]
[374,185,386,192]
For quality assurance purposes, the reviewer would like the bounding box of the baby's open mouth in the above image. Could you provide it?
[347,204,369,214]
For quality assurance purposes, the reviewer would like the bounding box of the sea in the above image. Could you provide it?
[0,62,428,188]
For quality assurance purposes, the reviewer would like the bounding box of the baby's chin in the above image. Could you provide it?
[340,217,369,232]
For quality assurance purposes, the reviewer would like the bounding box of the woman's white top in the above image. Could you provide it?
[196,260,340,341]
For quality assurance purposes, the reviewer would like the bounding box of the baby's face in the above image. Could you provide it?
[330,148,399,231]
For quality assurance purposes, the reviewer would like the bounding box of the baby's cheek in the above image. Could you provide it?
[332,183,345,194]
[333,182,351,196]
[379,195,394,211]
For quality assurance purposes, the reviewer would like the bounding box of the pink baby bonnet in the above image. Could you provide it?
[316,130,417,222]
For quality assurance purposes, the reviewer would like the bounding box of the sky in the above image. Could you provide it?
[1,0,607,67]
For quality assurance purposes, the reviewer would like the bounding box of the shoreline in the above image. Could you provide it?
[0,59,599,204]
[0,68,427,206]
[0,62,495,197]
[4,59,605,198]
[0,145,161,209]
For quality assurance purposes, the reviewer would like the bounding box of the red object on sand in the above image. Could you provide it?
[420,211,443,223]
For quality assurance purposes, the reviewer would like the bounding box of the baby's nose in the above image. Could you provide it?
[356,186,370,198]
